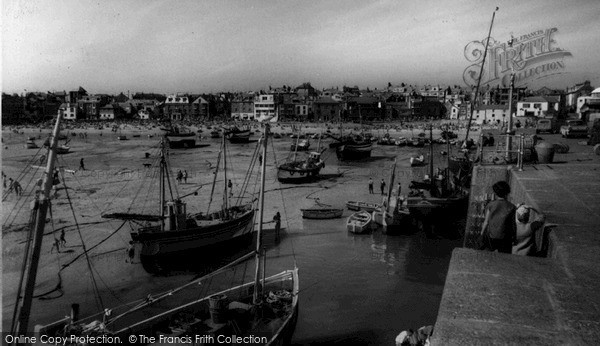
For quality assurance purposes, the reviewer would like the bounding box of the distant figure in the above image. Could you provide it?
[60,229,67,247]
[513,204,545,256]
[13,180,22,196]
[380,179,386,195]
[258,154,263,166]
[79,158,85,171]
[50,238,61,254]
[183,170,188,184]
[39,154,46,165]
[273,212,281,242]
[126,241,135,263]
[228,179,233,197]
[176,170,183,183]
[8,178,14,194]
[368,178,374,194]
[480,181,516,253]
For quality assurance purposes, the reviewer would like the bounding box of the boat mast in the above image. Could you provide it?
[293,130,299,162]
[159,138,165,231]
[429,125,435,192]
[253,123,269,305]
[464,7,499,144]
[222,134,229,213]
[11,112,62,336]
[386,158,397,212]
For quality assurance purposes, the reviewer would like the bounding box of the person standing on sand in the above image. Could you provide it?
[183,170,188,184]
[176,170,183,183]
[273,212,281,242]
[368,177,374,194]
[380,179,386,195]
[79,158,85,171]
[60,229,67,247]
[480,181,516,253]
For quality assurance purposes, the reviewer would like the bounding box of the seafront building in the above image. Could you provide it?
[2,80,596,125]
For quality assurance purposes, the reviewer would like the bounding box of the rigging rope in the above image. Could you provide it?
[60,168,105,312]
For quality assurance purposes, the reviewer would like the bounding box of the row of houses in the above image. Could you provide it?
[3,81,597,124]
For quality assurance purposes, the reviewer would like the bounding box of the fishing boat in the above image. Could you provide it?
[346,210,373,234]
[32,122,300,345]
[301,201,343,219]
[56,145,71,154]
[224,125,251,143]
[277,132,325,184]
[406,126,469,232]
[410,155,426,167]
[117,135,128,140]
[26,140,38,149]
[372,159,412,234]
[377,133,395,145]
[346,200,380,212]
[210,129,221,138]
[102,135,255,273]
[334,135,373,160]
[162,125,196,148]
[290,138,310,151]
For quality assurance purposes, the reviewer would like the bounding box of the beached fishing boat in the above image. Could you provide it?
[25,140,38,149]
[161,125,196,148]
[406,126,469,230]
[334,135,373,160]
[33,123,299,346]
[290,138,310,151]
[103,135,254,273]
[410,155,426,167]
[277,131,325,184]
[347,210,373,234]
[224,126,251,143]
[301,207,343,219]
[372,159,412,234]
[346,200,380,212]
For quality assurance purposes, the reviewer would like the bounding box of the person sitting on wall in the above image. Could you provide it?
[512,204,545,256]
[479,181,516,253]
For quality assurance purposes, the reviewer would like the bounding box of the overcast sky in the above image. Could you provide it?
[3,0,599,95]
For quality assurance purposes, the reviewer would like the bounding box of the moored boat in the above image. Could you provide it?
[224,126,251,143]
[410,155,426,167]
[346,211,373,234]
[346,200,380,212]
[26,140,38,149]
[301,207,343,219]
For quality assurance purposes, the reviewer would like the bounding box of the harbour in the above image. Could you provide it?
[2,122,465,344]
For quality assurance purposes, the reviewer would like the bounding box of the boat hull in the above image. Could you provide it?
[132,209,255,262]
[372,208,412,234]
[166,134,196,148]
[336,143,372,160]
[346,211,373,234]
[34,269,299,346]
[301,208,343,219]
[227,130,251,143]
[277,165,322,183]
[346,201,380,212]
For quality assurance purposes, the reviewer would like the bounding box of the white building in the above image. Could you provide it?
[58,103,78,120]
[516,96,559,117]
[254,94,279,122]
[577,87,600,113]
[472,104,508,125]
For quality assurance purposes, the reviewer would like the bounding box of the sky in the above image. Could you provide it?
[2,0,600,95]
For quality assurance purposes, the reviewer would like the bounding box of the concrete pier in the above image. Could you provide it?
[432,149,600,345]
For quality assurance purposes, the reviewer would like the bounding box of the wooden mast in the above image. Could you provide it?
[222,134,229,212]
[12,112,62,336]
[464,7,499,144]
[253,123,269,304]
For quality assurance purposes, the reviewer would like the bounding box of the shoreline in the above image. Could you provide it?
[2,119,496,141]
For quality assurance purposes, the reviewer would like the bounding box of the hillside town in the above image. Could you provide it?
[3,80,600,126]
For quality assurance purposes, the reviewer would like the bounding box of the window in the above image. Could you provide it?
[534,103,541,109]
[523,103,530,108]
